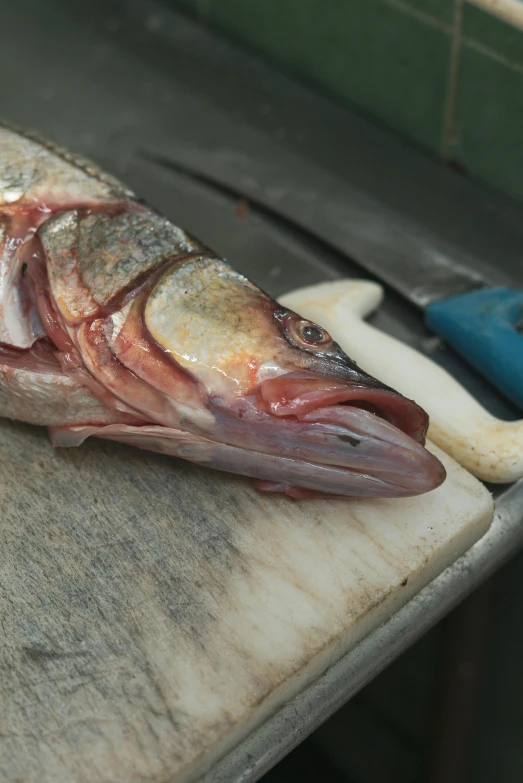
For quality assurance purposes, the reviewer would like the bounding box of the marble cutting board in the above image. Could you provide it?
[0,415,493,783]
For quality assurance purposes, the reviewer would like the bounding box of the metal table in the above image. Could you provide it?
[2,1,523,779]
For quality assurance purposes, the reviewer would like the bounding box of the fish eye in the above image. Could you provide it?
[283,314,333,350]
[299,323,328,344]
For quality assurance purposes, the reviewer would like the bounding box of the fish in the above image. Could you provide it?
[0,121,446,500]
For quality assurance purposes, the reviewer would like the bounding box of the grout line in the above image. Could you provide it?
[468,0,523,31]
[381,0,454,30]
[462,34,523,71]
[442,0,465,159]
[192,0,454,32]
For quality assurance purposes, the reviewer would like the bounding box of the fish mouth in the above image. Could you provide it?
[53,372,446,501]
[211,373,446,499]
[257,373,430,443]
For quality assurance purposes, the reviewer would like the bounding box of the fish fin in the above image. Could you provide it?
[253,480,347,500]
[48,425,104,447]
[48,423,209,457]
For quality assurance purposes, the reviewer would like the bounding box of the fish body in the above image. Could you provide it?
[0,122,445,499]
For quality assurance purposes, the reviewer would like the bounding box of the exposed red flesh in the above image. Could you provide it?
[258,374,429,443]
[34,281,77,354]
[109,290,203,409]
[0,338,62,372]
[75,319,182,427]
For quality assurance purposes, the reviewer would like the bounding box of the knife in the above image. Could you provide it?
[139,147,523,411]
[328,234,523,413]
[382,252,523,413]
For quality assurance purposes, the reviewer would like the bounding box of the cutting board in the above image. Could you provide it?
[0,417,492,782]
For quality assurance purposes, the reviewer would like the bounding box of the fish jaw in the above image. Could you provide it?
[294,405,445,496]
[202,374,445,499]
[50,419,444,500]
[50,367,445,500]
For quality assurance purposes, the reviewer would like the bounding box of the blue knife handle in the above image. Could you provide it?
[425,287,523,411]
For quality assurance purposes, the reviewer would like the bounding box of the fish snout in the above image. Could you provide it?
[254,373,446,496]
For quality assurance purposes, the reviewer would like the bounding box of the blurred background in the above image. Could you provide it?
[172,0,523,208]
[3,0,523,780]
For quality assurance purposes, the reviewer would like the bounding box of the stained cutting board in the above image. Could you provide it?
[0,418,492,782]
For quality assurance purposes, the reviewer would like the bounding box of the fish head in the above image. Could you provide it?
[144,257,446,499]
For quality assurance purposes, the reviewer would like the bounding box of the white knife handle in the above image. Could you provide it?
[279,280,523,484]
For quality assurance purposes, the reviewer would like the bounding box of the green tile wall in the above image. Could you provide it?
[175,0,452,155]
[452,4,523,203]
[174,0,523,207]
[462,2,523,61]
[408,0,455,24]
